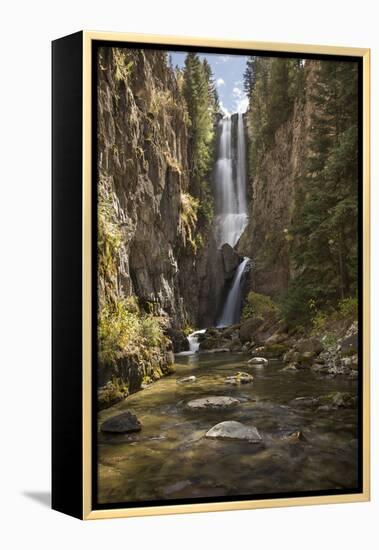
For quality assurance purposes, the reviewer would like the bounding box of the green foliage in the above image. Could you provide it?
[181,53,217,231]
[141,316,165,347]
[98,297,166,366]
[150,88,177,117]
[180,192,199,250]
[113,48,134,81]
[309,296,357,339]
[282,61,359,325]
[245,56,305,178]
[242,292,279,321]
[98,186,122,282]
[337,296,358,319]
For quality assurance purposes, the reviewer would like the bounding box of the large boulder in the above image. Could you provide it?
[166,328,189,353]
[294,338,324,356]
[340,333,358,356]
[239,317,262,343]
[205,421,262,442]
[221,243,240,279]
[262,343,290,358]
[186,396,240,410]
[100,411,142,433]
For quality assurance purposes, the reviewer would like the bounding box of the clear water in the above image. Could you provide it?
[97,352,359,504]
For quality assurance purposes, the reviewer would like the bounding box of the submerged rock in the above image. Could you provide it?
[205,421,262,442]
[247,357,268,365]
[281,363,299,372]
[100,411,142,433]
[225,372,254,385]
[318,392,357,410]
[290,392,357,411]
[186,396,240,410]
[281,430,304,442]
[290,396,319,408]
[177,375,197,384]
[201,347,230,354]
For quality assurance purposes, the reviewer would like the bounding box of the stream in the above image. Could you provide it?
[98,352,358,504]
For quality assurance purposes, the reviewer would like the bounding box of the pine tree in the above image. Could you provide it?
[284,60,359,323]
[182,53,216,220]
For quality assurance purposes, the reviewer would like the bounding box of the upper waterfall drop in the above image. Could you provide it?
[213,113,248,249]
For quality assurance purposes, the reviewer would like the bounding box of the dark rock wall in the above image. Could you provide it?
[98,47,200,328]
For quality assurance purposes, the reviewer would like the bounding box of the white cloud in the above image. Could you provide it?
[219,100,230,117]
[216,78,225,88]
[216,55,231,64]
[232,86,248,113]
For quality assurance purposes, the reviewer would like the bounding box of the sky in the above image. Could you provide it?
[170,52,249,115]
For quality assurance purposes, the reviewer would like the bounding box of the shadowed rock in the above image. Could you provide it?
[100,411,141,433]
[225,372,254,385]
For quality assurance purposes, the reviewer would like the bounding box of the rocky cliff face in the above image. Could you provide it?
[98,47,193,327]
[238,61,319,297]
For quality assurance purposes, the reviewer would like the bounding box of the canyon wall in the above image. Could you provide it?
[238,61,319,298]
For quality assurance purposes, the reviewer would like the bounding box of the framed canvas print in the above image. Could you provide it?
[52,31,370,520]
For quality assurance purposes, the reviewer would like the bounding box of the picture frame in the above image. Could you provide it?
[52,31,370,520]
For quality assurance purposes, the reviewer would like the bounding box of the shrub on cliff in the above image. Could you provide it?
[242,291,279,321]
[98,297,166,367]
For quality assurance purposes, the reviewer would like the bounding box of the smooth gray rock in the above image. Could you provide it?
[247,357,268,365]
[100,411,141,433]
[177,375,197,384]
[186,396,240,410]
[205,421,262,442]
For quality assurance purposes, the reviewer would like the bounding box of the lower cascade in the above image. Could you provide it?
[217,258,249,327]
[177,329,206,356]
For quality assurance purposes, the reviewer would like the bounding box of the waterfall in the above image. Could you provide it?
[217,258,249,327]
[214,114,248,249]
[213,113,249,327]
[176,329,206,356]
[236,113,247,214]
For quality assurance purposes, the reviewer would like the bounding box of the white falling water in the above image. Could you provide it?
[213,113,249,327]
[176,329,206,356]
[214,114,248,249]
[236,113,247,214]
[217,258,249,327]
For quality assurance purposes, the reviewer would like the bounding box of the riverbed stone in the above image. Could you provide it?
[177,376,197,384]
[281,430,304,442]
[100,411,142,433]
[186,396,240,410]
[225,372,254,385]
[205,421,262,442]
[247,357,268,365]
[281,363,299,372]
